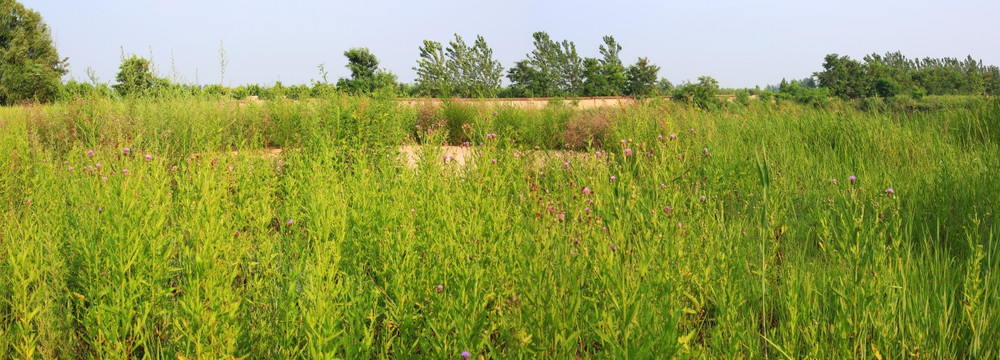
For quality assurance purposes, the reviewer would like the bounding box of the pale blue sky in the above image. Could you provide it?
[22,0,1000,89]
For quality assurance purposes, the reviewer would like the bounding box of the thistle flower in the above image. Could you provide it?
[584,207,591,214]
[689,128,696,134]
[437,284,443,293]
[886,188,895,196]
[582,187,592,195]
[486,133,496,140]
[96,163,102,170]
[145,154,152,161]
[87,149,95,158]
[102,176,108,181]
[609,244,617,251]
[624,148,633,157]
[663,206,672,215]
[669,134,677,140]
[849,175,857,184]
[68,166,74,171]
[610,176,616,181]
[123,148,130,155]
[831,178,837,185]
[660,183,666,189]
[287,219,295,226]
[88,166,94,172]
[122,169,128,175]
[491,158,497,164]
[462,351,471,360]
[658,134,664,140]
[410,209,416,214]
[700,195,707,202]
[703,148,710,156]
[563,161,570,168]
[493,111,498,116]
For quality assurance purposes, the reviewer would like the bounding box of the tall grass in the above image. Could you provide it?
[0,95,997,358]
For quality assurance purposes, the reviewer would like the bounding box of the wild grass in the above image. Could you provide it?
[0,95,997,358]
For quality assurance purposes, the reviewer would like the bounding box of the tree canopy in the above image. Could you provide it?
[0,0,67,105]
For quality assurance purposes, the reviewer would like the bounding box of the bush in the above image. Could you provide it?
[563,109,613,149]
[673,76,721,109]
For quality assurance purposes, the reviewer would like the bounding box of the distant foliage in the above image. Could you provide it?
[337,48,398,94]
[0,0,68,105]
[673,76,721,109]
[507,32,584,97]
[414,35,503,98]
[626,57,660,97]
[815,51,1000,99]
[113,55,156,97]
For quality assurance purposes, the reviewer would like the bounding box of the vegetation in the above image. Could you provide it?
[815,51,1000,99]
[336,47,398,94]
[413,34,504,98]
[0,0,67,105]
[1,95,998,358]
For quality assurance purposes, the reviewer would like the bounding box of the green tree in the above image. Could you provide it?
[415,35,503,98]
[113,55,155,97]
[815,54,869,99]
[507,32,583,97]
[413,40,451,97]
[337,47,397,94]
[0,0,68,105]
[874,77,901,98]
[467,35,503,97]
[598,35,627,95]
[626,57,660,97]
[673,76,721,109]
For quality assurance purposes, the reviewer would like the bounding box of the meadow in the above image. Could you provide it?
[0,95,998,359]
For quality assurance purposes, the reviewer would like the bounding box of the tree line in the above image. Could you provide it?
[3,0,999,106]
[815,52,1000,99]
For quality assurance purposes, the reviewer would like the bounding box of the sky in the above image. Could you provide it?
[21,0,1000,89]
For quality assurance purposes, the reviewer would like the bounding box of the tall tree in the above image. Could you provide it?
[626,57,660,97]
[598,35,627,95]
[0,0,68,105]
[467,35,503,97]
[337,47,396,94]
[113,55,155,97]
[507,32,583,97]
[413,40,450,97]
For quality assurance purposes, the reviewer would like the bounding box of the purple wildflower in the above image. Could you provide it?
[123,148,130,155]
[145,154,152,161]
[287,219,294,226]
[669,134,677,140]
[96,163,102,170]
[102,176,108,182]
[68,166,74,171]
[486,133,496,140]
[849,175,857,184]
[87,149,95,158]
[437,284,443,293]
[624,148,633,157]
[462,351,471,360]
[700,195,707,202]
[610,176,616,181]
[658,134,664,140]
[122,169,128,175]
[831,178,838,185]
[886,188,895,196]
[582,187,592,195]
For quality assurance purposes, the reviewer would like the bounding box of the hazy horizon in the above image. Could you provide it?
[21,0,1000,89]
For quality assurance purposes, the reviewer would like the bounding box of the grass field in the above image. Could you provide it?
[1,95,998,358]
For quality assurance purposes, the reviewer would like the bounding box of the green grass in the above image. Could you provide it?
[1,95,998,358]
